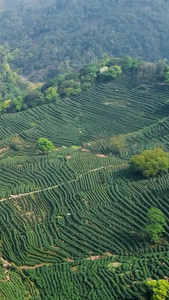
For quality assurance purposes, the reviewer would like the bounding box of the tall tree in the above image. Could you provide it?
[144,207,166,243]
[130,148,169,177]
[147,279,169,300]
[37,138,55,154]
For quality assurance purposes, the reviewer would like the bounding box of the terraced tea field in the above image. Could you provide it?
[1,76,169,299]
[0,76,169,149]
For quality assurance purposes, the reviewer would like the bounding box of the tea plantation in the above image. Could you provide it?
[1,76,169,299]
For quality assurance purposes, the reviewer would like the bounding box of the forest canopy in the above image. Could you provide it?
[0,53,169,115]
[0,0,169,80]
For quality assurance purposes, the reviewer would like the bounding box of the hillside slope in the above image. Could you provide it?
[0,75,169,299]
[0,0,169,80]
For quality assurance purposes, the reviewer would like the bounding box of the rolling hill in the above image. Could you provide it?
[0,72,169,299]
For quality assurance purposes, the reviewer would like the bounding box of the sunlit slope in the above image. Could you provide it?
[0,77,169,149]
[1,150,169,299]
[1,78,169,299]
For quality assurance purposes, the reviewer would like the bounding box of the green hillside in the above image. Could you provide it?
[0,0,169,80]
[0,70,169,299]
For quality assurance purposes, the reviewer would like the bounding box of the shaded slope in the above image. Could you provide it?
[0,0,169,79]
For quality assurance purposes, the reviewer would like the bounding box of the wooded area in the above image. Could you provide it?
[0,0,168,80]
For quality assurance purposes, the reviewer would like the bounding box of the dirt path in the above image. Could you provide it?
[0,257,11,281]
[0,163,128,202]
[0,256,52,271]
[19,263,52,270]
[87,252,113,261]
[1,257,11,268]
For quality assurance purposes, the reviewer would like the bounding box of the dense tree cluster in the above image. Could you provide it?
[41,58,124,98]
[36,137,55,154]
[147,279,169,300]
[144,207,166,243]
[0,0,168,80]
[0,60,27,113]
[0,53,168,114]
[130,148,169,177]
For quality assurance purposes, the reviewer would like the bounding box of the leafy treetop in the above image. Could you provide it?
[0,0,169,80]
[36,138,55,154]
[130,148,169,177]
[147,279,169,300]
[144,207,166,243]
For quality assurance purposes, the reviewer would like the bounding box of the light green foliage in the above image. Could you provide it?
[0,99,12,113]
[37,138,55,154]
[144,207,166,243]
[44,87,60,102]
[0,53,27,113]
[130,148,169,177]
[109,134,126,154]
[14,96,23,111]
[2,99,11,109]
[63,87,74,97]
[147,279,169,300]
[101,65,122,79]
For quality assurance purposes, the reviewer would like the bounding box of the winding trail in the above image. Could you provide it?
[19,263,52,270]
[0,163,128,202]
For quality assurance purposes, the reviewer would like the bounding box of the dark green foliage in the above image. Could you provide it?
[0,0,168,80]
[144,207,166,243]
[122,55,134,70]
[41,59,123,99]
[23,90,44,108]
[9,142,21,151]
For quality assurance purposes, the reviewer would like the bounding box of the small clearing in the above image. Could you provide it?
[108,262,122,270]
[19,262,52,270]
[64,258,75,263]
[80,148,90,152]
[112,262,122,267]
[87,252,113,261]
[66,155,72,159]
[71,266,78,272]
[1,257,11,268]
[0,147,9,153]
[96,154,107,158]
